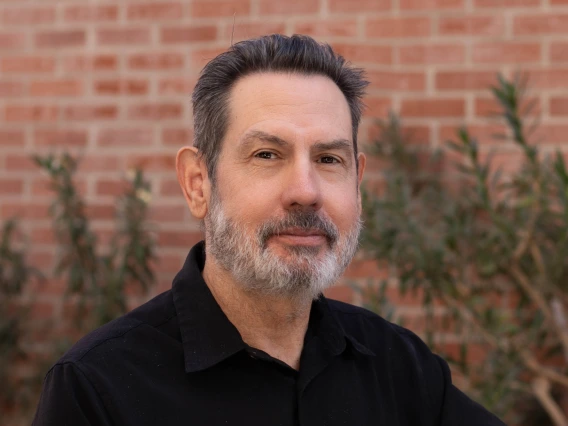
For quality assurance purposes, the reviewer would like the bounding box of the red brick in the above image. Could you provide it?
[86,203,116,221]
[529,69,568,89]
[34,129,88,147]
[439,16,504,36]
[552,0,568,3]
[366,17,431,38]
[160,179,181,196]
[332,44,393,65]
[399,44,465,65]
[28,302,54,321]
[97,28,150,45]
[1,56,55,73]
[157,230,202,247]
[475,0,539,6]
[153,253,183,274]
[363,97,392,118]
[190,47,227,69]
[550,97,568,116]
[63,55,118,72]
[77,156,120,172]
[97,128,154,146]
[128,103,183,120]
[127,154,176,171]
[0,130,25,146]
[514,15,568,35]
[95,179,130,196]
[440,124,509,145]
[162,128,193,145]
[30,80,83,97]
[161,26,217,43]
[94,79,149,96]
[323,285,353,303]
[0,178,23,195]
[2,7,55,25]
[401,99,465,117]
[5,105,58,122]
[531,124,568,144]
[551,42,568,63]
[158,78,196,95]
[4,155,37,171]
[472,42,541,64]
[127,2,183,20]
[63,105,118,121]
[474,97,501,116]
[128,53,185,70]
[222,22,287,41]
[35,30,85,48]
[329,0,390,12]
[30,179,55,197]
[1,202,50,220]
[149,204,185,222]
[190,0,250,17]
[400,0,463,9]
[293,20,358,38]
[435,71,497,91]
[25,277,65,296]
[259,0,320,15]
[474,96,540,117]
[367,71,426,91]
[64,5,118,22]
[0,32,26,49]
[0,81,24,97]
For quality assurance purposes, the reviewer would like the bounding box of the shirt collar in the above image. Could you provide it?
[172,241,374,374]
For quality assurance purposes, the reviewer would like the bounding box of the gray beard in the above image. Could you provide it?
[204,190,362,302]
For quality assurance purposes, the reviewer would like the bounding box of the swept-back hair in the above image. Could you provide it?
[192,34,369,181]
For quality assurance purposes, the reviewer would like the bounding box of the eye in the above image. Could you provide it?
[319,156,340,164]
[254,151,277,160]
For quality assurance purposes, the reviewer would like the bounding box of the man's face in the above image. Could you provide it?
[204,72,365,301]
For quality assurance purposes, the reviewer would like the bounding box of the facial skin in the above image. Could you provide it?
[178,72,366,302]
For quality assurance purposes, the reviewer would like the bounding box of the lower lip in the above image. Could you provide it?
[273,234,327,246]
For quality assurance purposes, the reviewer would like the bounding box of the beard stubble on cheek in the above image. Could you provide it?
[204,189,362,301]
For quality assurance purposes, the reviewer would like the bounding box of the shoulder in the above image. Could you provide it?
[327,298,446,378]
[56,290,178,367]
[328,299,448,414]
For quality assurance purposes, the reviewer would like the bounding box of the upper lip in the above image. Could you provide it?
[278,228,325,237]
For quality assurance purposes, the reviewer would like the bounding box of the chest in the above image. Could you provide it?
[100,352,429,426]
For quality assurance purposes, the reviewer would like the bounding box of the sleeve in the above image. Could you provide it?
[394,325,507,426]
[32,362,113,426]
[433,354,507,426]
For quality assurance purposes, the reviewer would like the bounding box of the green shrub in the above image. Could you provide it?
[361,75,568,425]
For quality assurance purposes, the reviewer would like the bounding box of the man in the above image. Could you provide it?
[34,34,505,425]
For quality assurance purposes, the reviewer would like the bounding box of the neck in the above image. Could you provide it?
[202,256,312,370]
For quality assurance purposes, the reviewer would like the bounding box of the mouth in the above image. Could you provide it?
[271,228,328,246]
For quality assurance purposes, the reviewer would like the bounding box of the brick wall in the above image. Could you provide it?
[1,0,567,354]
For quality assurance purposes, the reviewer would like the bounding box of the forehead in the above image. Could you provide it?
[224,72,352,146]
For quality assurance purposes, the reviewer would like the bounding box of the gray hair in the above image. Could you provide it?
[191,34,369,183]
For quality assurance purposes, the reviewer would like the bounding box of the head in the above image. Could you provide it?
[177,34,368,302]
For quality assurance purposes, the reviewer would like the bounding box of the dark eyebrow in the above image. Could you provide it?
[312,139,353,154]
[239,130,290,150]
[239,130,353,155]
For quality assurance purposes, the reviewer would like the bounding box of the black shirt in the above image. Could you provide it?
[33,242,505,426]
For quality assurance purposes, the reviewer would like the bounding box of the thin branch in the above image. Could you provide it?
[522,351,568,389]
[532,376,568,426]
[510,265,568,360]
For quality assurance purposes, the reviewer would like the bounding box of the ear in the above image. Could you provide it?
[176,146,211,220]
[356,152,366,207]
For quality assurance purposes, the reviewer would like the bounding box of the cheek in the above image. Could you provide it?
[216,172,279,220]
[326,191,360,227]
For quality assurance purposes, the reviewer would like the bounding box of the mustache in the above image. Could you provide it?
[257,210,339,247]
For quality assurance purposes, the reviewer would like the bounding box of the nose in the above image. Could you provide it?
[280,159,322,211]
